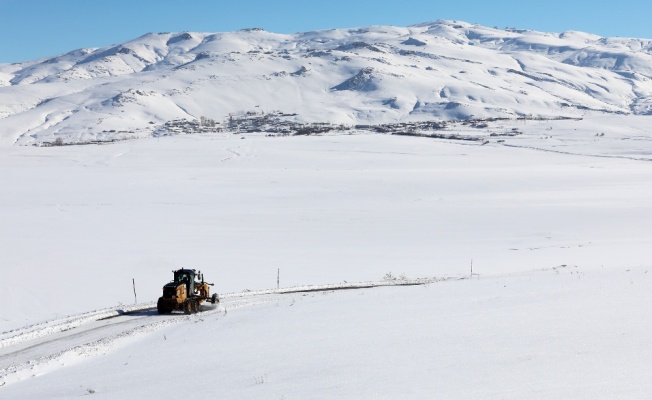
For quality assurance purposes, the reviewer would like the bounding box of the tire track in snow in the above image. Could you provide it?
[220,146,241,162]
[501,142,652,162]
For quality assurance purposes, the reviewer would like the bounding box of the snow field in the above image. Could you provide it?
[1,115,652,397]
[3,265,652,399]
[2,123,652,331]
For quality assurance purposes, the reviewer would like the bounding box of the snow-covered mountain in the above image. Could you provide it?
[2,20,652,146]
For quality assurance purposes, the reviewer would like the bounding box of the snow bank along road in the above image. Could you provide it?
[0,279,433,386]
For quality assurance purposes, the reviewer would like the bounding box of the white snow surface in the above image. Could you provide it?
[3,269,652,399]
[2,20,652,145]
[2,19,652,399]
[2,115,652,397]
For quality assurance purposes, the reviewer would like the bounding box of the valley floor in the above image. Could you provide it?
[1,115,652,397]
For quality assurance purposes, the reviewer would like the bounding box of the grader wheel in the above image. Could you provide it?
[157,298,171,314]
[183,300,192,315]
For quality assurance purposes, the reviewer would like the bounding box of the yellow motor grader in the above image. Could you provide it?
[157,268,219,314]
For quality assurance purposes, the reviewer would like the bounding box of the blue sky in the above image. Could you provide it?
[2,0,651,63]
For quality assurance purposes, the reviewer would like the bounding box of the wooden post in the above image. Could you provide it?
[277,268,280,289]
[470,259,473,279]
[133,278,137,305]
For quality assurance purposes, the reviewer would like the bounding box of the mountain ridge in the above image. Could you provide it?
[2,20,652,145]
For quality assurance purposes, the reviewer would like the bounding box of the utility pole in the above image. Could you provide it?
[277,268,280,289]
[132,278,137,305]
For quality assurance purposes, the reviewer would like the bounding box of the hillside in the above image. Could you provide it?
[2,20,652,145]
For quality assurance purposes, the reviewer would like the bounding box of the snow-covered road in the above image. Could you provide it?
[0,280,433,385]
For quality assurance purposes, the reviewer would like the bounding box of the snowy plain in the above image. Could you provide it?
[2,114,652,398]
[2,19,652,399]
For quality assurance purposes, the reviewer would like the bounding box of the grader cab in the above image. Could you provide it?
[157,268,219,314]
